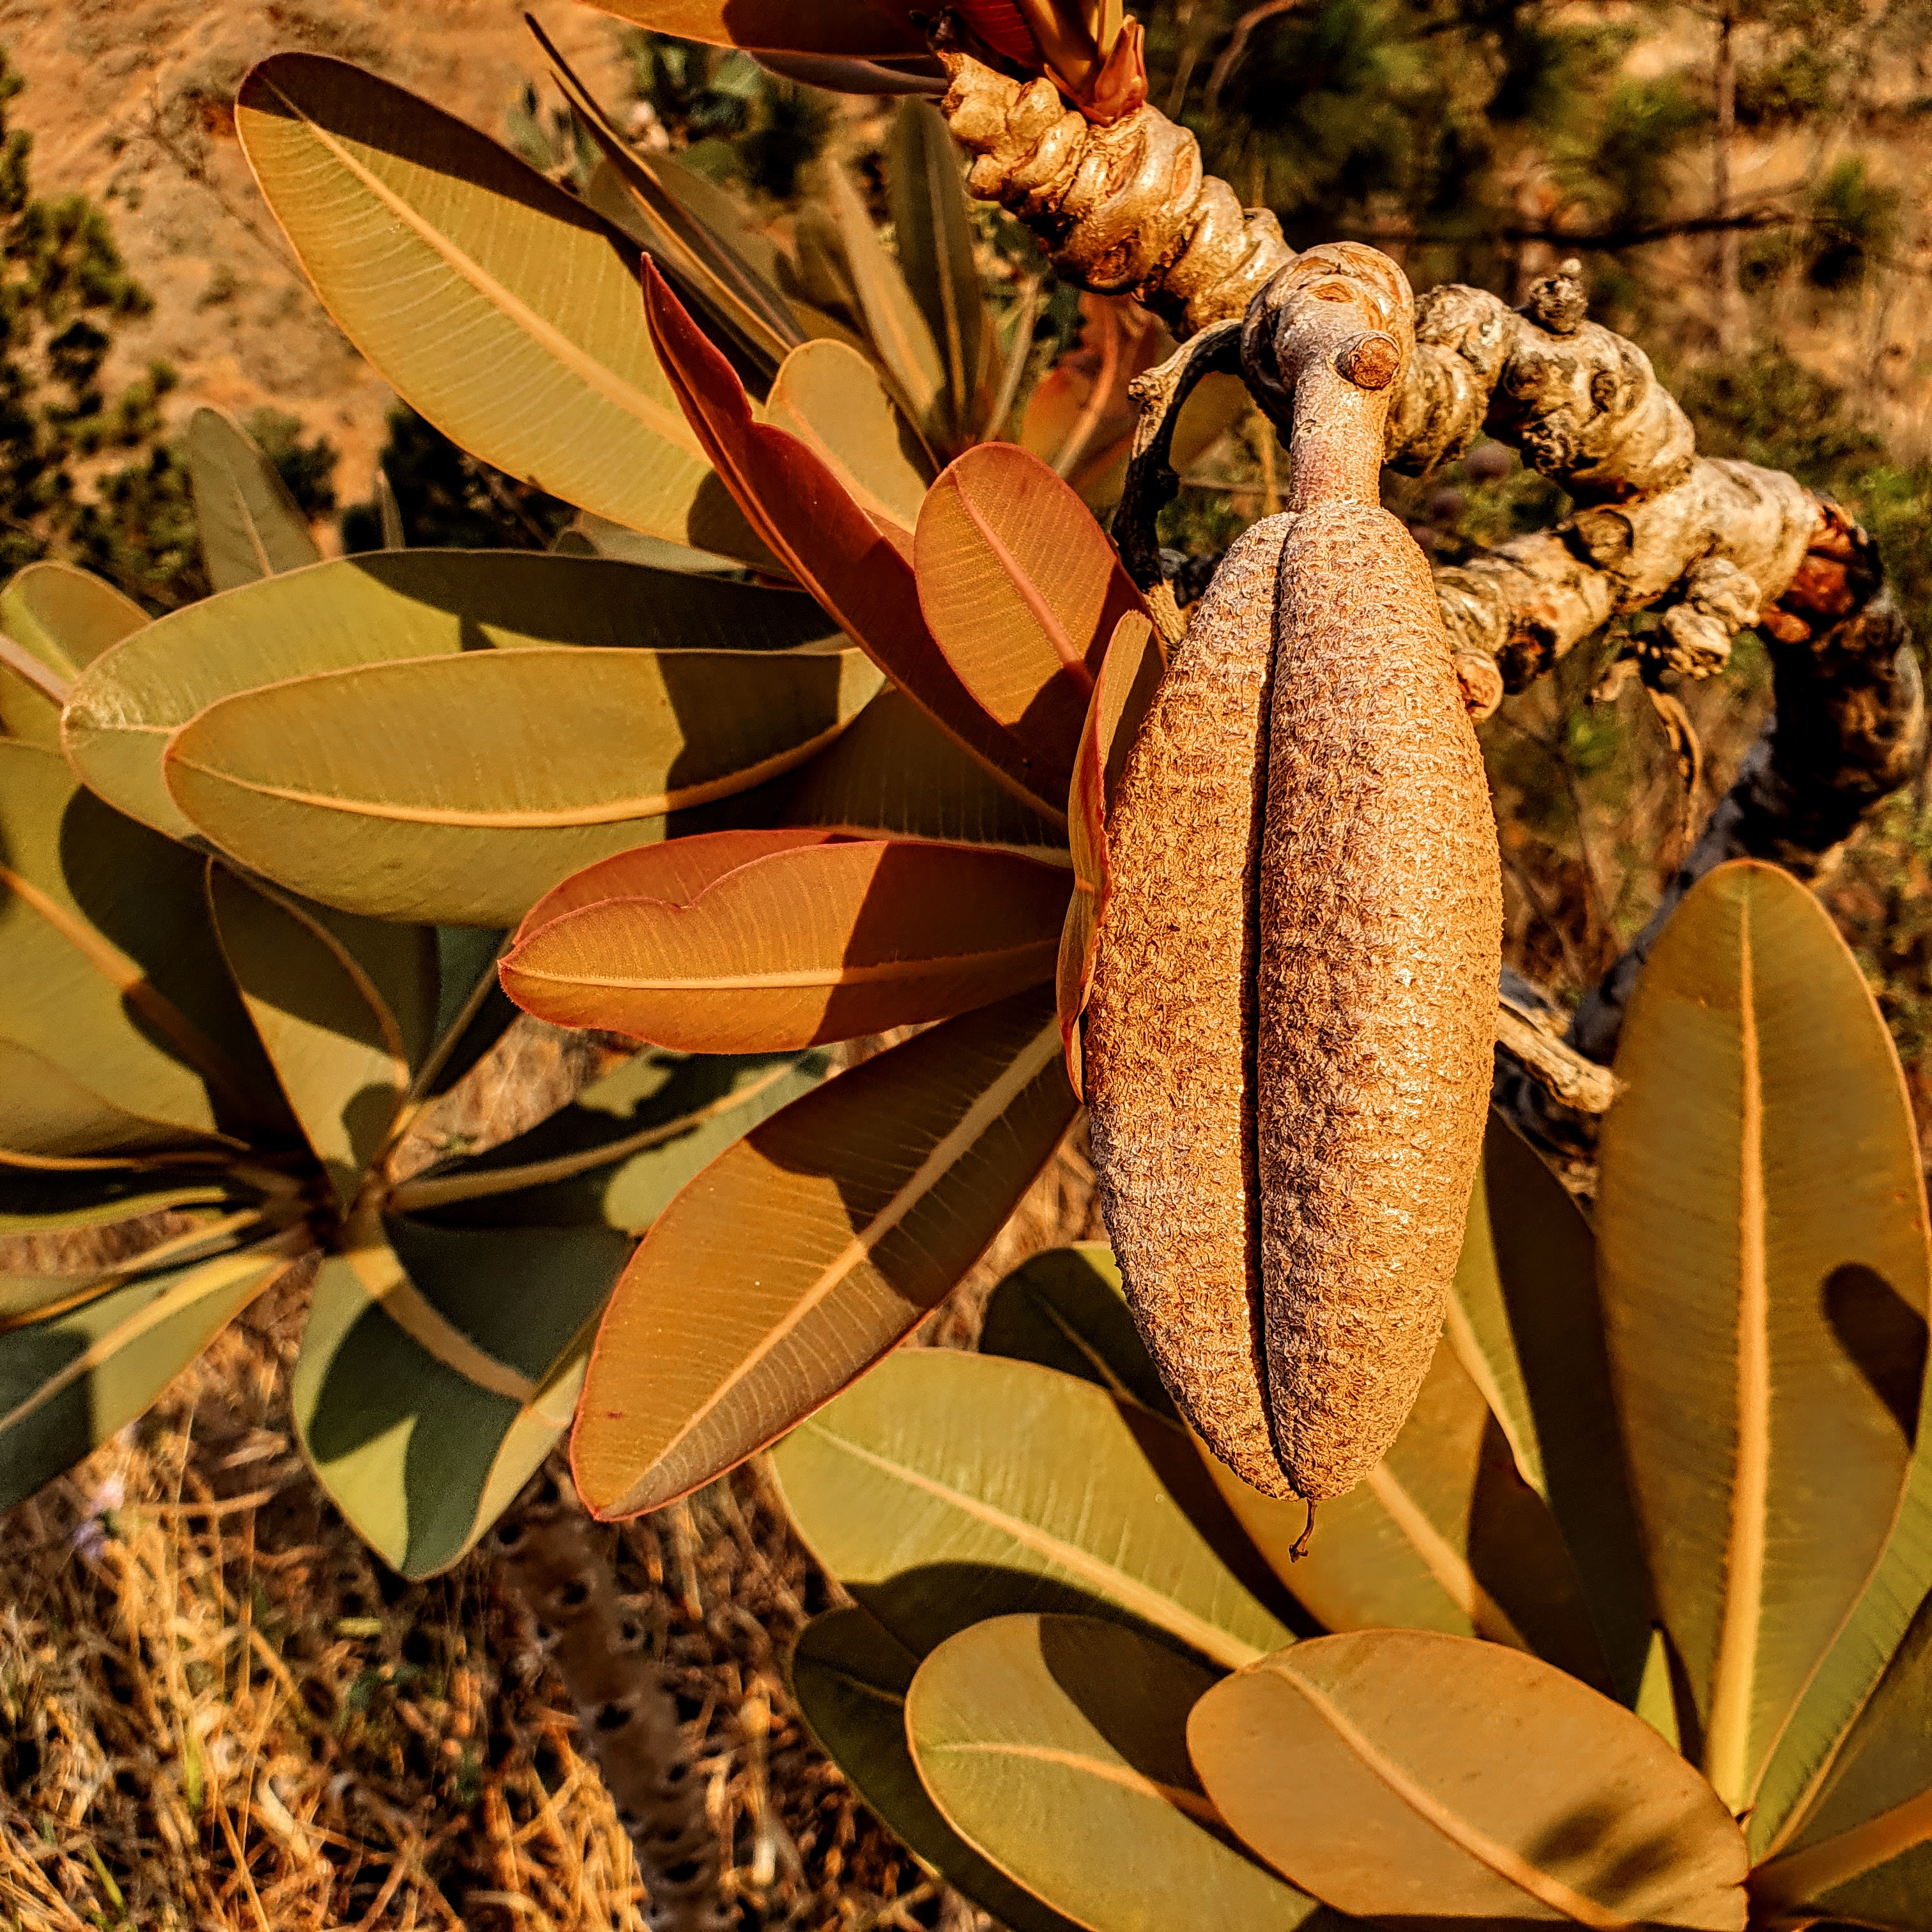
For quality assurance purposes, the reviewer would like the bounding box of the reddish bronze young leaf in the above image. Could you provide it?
[916,441,1147,795]
[642,263,1062,824]
[589,2,929,57]
[1055,613,1163,1096]
[514,827,850,936]
[501,833,1068,1052]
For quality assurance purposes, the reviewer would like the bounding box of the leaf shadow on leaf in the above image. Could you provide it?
[299,1294,521,1568]
[1824,1261,1928,1445]
[1029,1616,1258,1859]
[977,1259,1309,1635]
[655,647,864,802]
[0,1322,92,1501]
[49,792,291,1142]
[329,1081,416,1201]
[848,1393,1308,1659]
[1519,1796,1682,1908]
[1463,1409,1616,1690]
[1479,1126,1655,1702]
[408,1048,811,1227]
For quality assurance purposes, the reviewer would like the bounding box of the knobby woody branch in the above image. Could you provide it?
[937,46,1929,1119]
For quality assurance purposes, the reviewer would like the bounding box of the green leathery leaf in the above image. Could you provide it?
[207,868,437,1206]
[1204,1330,1613,1692]
[1753,1447,1932,1869]
[1446,1112,1651,1702]
[765,339,932,548]
[1750,1588,1932,1929]
[538,21,802,377]
[0,1199,281,1329]
[1598,861,1932,1818]
[234,54,770,564]
[888,99,984,448]
[392,1047,832,1231]
[979,1241,1176,1420]
[187,406,324,592]
[0,562,144,748]
[571,988,1077,1517]
[788,1607,1086,1932]
[417,927,516,1102]
[0,1041,220,1167]
[770,1347,1295,1670]
[908,1615,1332,1932]
[64,550,845,841]
[0,1163,253,1251]
[1190,1630,1749,1929]
[293,1211,631,1579]
[0,744,289,1157]
[166,641,880,926]
[773,687,1069,859]
[559,512,743,574]
[826,161,947,452]
[0,1241,307,1512]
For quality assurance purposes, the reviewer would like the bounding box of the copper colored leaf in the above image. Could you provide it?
[1190,1630,1750,1929]
[1597,861,1931,1816]
[1020,296,1245,508]
[907,1614,1331,1932]
[235,54,769,564]
[916,443,1148,795]
[502,834,1068,1051]
[571,986,1075,1518]
[643,261,1061,822]
[1057,611,1161,1094]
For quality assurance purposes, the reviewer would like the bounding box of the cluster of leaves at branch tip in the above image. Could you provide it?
[0,17,1213,1577]
[3,2,1929,1919]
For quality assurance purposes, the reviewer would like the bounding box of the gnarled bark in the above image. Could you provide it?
[938,45,1924,1143]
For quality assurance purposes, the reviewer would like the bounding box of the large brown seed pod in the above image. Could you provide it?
[1084,512,1300,1498]
[1084,244,1502,1507]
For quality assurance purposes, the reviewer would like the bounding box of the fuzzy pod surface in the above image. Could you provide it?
[1084,513,1296,1498]
[1085,242,1502,1506]
[1255,500,1501,1499]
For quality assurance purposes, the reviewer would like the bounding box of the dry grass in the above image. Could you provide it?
[0,1139,1101,1932]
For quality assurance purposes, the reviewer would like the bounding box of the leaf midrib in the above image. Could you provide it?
[255,71,704,460]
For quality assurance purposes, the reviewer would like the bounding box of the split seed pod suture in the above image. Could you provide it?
[1084,244,1503,1513]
